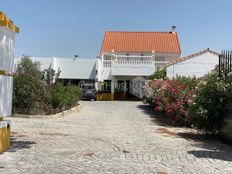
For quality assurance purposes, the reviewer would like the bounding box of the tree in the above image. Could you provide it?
[42,64,61,85]
[16,55,42,79]
[148,68,167,80]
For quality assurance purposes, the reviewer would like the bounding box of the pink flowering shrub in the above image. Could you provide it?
[144,79,195,126]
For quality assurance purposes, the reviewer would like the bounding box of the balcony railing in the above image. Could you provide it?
[115,56,153,64]
[103,55,154,67]
[103,59,169,68]
[103,60,111,67]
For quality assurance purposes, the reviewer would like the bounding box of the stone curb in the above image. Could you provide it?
[11,104,83,119]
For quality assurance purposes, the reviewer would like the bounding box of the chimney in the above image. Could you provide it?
[171,25,176,34]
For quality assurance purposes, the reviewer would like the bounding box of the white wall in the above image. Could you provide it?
[98,52,180,81]
[101,66,111,80]
[0,28,15,72]
[112,64,156,76]
[0,27,16,116]
[15,57,97,80]
[55,58,96,79]
[167,52,219,78]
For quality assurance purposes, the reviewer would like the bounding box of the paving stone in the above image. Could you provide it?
[0,101,231,173]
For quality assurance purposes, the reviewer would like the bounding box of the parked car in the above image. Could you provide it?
[79,83,97,100]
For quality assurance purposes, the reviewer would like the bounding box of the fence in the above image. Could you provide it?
[219,50,232,84]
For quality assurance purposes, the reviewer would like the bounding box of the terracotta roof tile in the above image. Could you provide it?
[100,31,181,55]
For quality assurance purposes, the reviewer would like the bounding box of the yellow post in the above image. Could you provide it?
[0,121,10,153]
[0,126,3,152]
[111,93,114,100]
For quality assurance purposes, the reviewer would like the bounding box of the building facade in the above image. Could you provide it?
[166,49,220,78]
[97,27,181,100]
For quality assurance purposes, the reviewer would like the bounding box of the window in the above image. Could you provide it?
[103,80,111,91]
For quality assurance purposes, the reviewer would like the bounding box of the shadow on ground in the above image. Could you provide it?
[178,132,232,161]
[138,103,232,162]
[137,103,182,127]
[7,136,36,153]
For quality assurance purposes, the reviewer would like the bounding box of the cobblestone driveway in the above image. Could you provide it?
[0,101,232,174]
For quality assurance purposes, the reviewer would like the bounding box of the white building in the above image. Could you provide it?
[166,49,220,78]
[15,57,97,85]
[97,27,181,100]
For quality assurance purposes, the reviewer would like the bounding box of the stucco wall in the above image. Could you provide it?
[167,52,219,78]
[0,27,15,116]
[98,52,180,81]
[112,64,156,76]
[0,28,15,72]
[15,57,97,80]
[55,58,96,79]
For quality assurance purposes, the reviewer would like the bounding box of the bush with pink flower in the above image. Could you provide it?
[144,77,198,126]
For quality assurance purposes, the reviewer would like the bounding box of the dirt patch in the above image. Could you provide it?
[83,152,94,157]
[155,128,176,138]
[39,132,69,137]
[158,171,168,174]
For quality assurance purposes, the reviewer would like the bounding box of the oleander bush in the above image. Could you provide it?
[189,69,232,134]
[144,67,232,135]
[144,78,197,126]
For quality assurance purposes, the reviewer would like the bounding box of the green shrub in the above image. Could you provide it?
[51,83,81,111]
[50,83,65,110]
[174,75,199,90]
[13,74,51,114]
[65,85,81,107]
[13,56,80,115]
[148,68,167,80]
[189,70,232,134]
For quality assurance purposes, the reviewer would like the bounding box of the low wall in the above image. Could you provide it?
[97,93,127,101]
[97,93,113,101]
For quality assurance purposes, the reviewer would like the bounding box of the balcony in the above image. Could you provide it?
[103,56,154,76]
[101,55,169,77]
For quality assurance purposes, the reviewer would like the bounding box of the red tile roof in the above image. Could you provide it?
[100,31,181,55]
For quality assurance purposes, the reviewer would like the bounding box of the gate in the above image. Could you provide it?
[219,50,232,84]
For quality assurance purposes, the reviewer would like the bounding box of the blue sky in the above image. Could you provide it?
[1,0,232,58]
